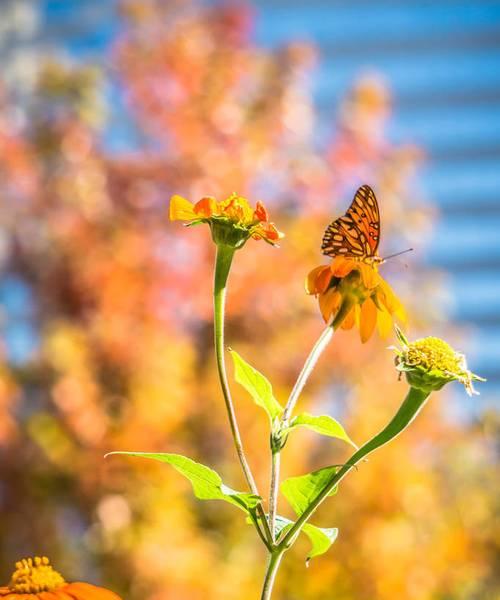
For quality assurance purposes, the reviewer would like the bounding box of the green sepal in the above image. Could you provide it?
[106,452,261,514]
[394,324,409,346]
[183,219,206,227]
[210,217,251,248]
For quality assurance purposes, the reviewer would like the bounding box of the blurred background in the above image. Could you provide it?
[0,1,498,599]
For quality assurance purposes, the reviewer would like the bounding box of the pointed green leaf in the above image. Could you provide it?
[288,413,357,449]
[302,523,338,563]
[281,465,339,516]
[230,349,283,422]
[273,516,338,563]
[273,514,294,537]
[107,452,261,514]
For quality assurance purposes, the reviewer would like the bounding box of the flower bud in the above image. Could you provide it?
[170,193,284,249]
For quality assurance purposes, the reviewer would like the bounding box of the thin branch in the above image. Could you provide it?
[268,450,280,542]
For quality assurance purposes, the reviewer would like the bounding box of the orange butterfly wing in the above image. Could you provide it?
[321,185,381,259]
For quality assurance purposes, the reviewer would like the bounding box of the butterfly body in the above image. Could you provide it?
[322,184,383,264]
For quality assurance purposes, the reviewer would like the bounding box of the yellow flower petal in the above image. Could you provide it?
[359,263,380,289]
[319,289,341,322]
[308,255,405,342]
[377,279,406,321]
[359,297,377,343]
[376,307,393,338]
[194,196,218,218]
[254,201,269,222]
[219,194,254,224]
[252,222,284,245]
[316,266,333,294]
[330,256,356,278]
[169,195,197,221]
[341,306,356,330]
[305,266,330,294]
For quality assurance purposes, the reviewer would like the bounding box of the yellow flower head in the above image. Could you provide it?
[393,327,485,396]
[170,193,284,249]
[0,556,122,599]
[306,256,405,343]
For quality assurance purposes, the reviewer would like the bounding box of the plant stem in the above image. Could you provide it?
[213,243,273,546]
[268,321,335,548]
[249,511,273,551]
[260,551,284,600]
[281,299,352,424]
[278,387,430,550]
[281,325,333,424]
[265,302,350,559]
[268,450,280,542]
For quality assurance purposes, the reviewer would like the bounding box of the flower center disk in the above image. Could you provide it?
[8,557,66,593]
[406,337,463,373]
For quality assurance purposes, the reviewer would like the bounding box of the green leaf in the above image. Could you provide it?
[288,413,357,449]
[273,514,294,537]
[281,466,339,516]
[274,516,338,563]
[302,523,338,563]
[107,452,261,514]
[230,349,283,422]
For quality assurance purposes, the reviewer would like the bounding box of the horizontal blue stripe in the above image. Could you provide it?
[421,160,500,204]
[253,2,500,46]
[439,272,500,318]
[314,52,500,101]
[389,106,500,147]
[428,231,500,262]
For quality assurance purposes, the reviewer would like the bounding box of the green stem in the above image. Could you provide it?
[278,387,430,550]
[260,551,285,600]
[281,325,333,424]
[281,299,352,424]
[264,301,351,554]
[249,511,273,552]
[269,305,349,545]
[213,244,273,546]
[268,317,341,547]
[268,450,280,542]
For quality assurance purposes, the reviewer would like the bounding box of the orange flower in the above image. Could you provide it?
[306,256,405,343]
[0,557,122,600]
[170,192,284,248]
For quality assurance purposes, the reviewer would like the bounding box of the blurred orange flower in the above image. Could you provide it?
[170,192,283,246]
[0,557,122,600]
[306,256,405,342]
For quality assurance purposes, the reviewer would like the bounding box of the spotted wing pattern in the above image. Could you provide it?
[321,185,381,260]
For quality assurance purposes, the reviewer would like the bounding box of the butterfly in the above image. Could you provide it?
[322,184,383,264]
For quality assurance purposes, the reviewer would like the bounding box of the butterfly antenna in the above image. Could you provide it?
[382,248,413,262]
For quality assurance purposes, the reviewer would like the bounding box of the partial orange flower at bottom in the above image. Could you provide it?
[0,557,122,600]
[306,256,406,343]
